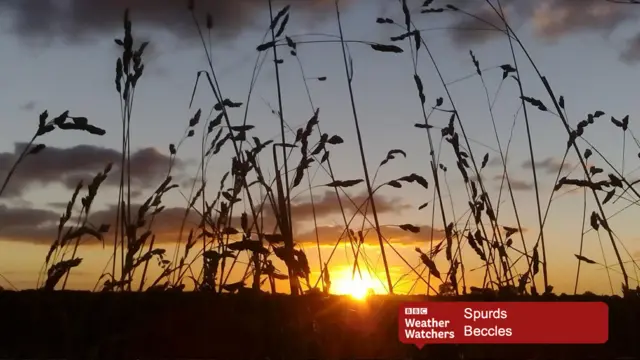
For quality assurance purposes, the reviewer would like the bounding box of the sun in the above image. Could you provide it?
[347,277,373,300]
[330,267,384,300]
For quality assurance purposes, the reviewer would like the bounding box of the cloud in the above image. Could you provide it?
[3,0,640,62]
[0,205,61,245]
[510,179,533,191]
[47,202,70,210]
[0,205,58,228]
[446,0,640,62]
[0,0,338,44]
[295,224,446,246]
[0,204,205,246]
[0,191,409,246]
[492,175,532,191]
[530,0,632,39]
[19,101,37,111]
[620,32,640,64]
[290,190,409,220]
[521,157,572,175]
[448,0,513,47]
[0,143,181,197]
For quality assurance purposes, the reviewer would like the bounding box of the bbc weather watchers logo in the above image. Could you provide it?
[405,307,428,315]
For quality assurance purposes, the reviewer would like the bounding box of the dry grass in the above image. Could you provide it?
[3,0,640,358]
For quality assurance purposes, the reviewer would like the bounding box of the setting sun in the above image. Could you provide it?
[344,277,372,300]
[330,266,387,300]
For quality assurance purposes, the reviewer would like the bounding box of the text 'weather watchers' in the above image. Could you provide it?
[398,302,608,347]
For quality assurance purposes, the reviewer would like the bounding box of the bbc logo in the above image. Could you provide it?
[405,307,428,315]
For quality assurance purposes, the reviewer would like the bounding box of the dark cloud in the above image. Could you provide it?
[448,0,513,46]
[0,143,181,197]
[492,174,532,191]
[0,191,409,246]
[521,157,572,175]
[508,179,533,191]
[3,0,640,62]
[0,0,337,44]
[530,0,632,39]
[0,205,58,228]
[47,202,69,210]
[250,190,409,234]
[620,32,640,64]
[0,205,60,244]
[446,0,640,62]
[19,101,37,111]
[290,190,409,220]
[294,224,446,246]
[0,204,210,246]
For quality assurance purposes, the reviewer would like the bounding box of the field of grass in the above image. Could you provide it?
[0,291,637,359]
[2,0,640,359]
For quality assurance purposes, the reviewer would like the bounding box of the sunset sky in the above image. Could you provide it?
[1,0,640,295]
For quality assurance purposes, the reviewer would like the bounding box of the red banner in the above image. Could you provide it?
[398,302,608,347]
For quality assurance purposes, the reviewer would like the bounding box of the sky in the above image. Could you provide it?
[1,0,640,295]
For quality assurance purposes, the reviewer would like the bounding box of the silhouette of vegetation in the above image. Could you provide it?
[1,0,640,358]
